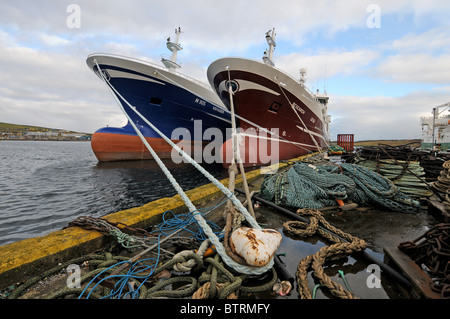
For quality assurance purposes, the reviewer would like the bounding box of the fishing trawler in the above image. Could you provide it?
[87,28,231,162]
[421,102,450,151]
[207,28,331,167]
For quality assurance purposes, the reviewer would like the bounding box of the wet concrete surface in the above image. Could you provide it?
[324,207,436,255]
[3,174,441,300]
[251,202,438,299]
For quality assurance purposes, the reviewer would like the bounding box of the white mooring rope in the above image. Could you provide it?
[93,60,274,275]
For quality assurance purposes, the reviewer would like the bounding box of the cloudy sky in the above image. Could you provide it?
[1,0,450,141]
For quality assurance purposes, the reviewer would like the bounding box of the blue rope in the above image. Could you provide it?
[146,194,229,244]
[78,234,163,299]
[79,195,230,299]
[150,210,224,242]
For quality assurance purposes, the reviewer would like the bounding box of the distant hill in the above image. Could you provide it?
[0,122,91,141]
[353,139,421,147]
[0,122,86,134]
[329,139,422,149]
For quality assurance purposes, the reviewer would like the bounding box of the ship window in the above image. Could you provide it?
[150,97,162,105]
[268,102,282,113]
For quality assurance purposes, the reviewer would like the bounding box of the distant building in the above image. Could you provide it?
[1,130,91,141]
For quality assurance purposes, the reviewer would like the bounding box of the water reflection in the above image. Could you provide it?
[0,141,227,246]
[92,159,228,209]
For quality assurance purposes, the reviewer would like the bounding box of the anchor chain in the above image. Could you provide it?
[398,223,450,298]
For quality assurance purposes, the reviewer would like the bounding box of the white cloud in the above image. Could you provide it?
[1,0,450,139]
[390,27,450,54]
[0,38,124,132]
[37,32,71,46]
[376,53,450,84]
[102,42,141,58]
[276,49,379,84]
[329,90,450,140]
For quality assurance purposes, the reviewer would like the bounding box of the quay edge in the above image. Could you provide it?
[0,154,315,289]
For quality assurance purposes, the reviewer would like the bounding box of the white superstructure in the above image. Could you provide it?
[421,102,450,150]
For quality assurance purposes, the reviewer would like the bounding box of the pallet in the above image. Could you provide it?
[383,246,441,299]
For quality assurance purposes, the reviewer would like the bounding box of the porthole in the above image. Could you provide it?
[225,80,239,93]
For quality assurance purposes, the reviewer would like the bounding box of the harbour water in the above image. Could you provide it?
[0,140,228,247]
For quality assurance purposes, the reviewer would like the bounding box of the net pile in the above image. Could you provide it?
[260,162,420,213]
[355,159,433,199]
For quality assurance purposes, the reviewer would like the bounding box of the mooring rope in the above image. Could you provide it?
[283,209,367,299]
[277,82,326,153]
[155,68,313,154]
[8,247,278,299]
[64,197,226,298]
[93,60,273,275]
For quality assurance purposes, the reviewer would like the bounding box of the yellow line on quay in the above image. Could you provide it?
[0,154,315,288]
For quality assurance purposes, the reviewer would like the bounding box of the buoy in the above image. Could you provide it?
[229,227,282,267]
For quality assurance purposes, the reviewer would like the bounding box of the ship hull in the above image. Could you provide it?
[86,54,231,162]
[207,57,330,167]
[91,132,171,161]
[220,133,318,167]
[91,125,206,162]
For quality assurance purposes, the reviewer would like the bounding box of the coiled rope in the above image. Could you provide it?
[283,209,367,299]
[8,247,278,299]
[192,254,278,299]
[69,199,227,298]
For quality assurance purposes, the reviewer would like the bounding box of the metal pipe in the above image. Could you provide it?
[235,188,413,289]
[274,255,294,285]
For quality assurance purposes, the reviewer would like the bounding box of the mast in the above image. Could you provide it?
[299,68,307,87]
[262,28,276,66]
[161,27,183,72]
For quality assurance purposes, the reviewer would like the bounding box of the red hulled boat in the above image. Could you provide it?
[207,29,331,167]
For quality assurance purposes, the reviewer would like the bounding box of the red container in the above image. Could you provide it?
[337,134,354,151]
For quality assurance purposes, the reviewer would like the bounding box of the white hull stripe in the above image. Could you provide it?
[237,133,318,149]
[107,69,166,85]
[218,79,280,96]
[295,125,327,141]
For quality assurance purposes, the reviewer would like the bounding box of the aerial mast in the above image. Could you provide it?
[161,27,183,72]
[262,28,276,67]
